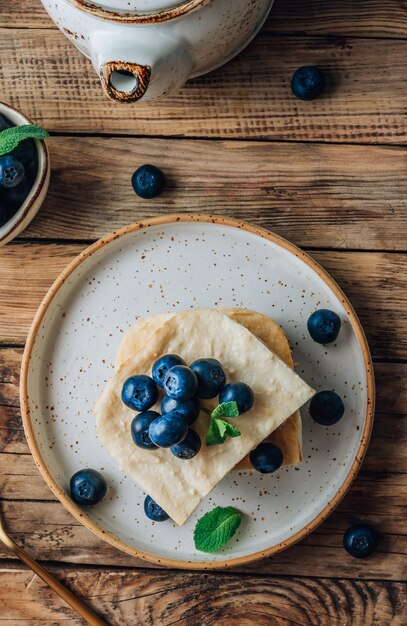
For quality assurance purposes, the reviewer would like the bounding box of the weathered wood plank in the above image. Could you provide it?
[1,31,406,142]
[19,137,407,250]
[0,244,405,358]
[3,0,407,40]
[0,567,405,626]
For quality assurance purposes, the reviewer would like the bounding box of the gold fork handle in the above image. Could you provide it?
[7,538,108,625]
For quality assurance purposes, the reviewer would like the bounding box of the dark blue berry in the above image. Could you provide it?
[171,429,201,460]
[163,365,198,401]
[309,390,345,425]
[12,139,37,166]
[149,411,188,448]
[250,443,283,474]
[121,375,158,412]
[307,309,341,344]
[291,66,326,101]
[0,155,25,189]
[144,495,169,521]
[343,524,378,558]
[161,395,200,425]
[130,411,159,449]
[152,354,185,388]
[219,382,254,414]
[4,178,32,212]
[132,164,166,199]
[0,114,11,132]
[70,468,107,505]
[190,358,226,399]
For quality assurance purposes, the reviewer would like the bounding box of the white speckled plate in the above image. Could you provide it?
[21,215,374,569]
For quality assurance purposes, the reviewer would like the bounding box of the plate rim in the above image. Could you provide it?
[20,214,375,570]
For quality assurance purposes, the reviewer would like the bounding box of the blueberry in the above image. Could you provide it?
[307,309,341,344]
[121,375,158,412]
[343,524,378,558]
[4,178,32,212]
[309,390,345,425]
[70,468,107,505]
[144,495,169,521]
[250,443,283,474]
[12,139,37,166]
[131,164,166,199]
[161,395,200,425]
[219,382,254,414]
[149,411,188,448]
[152,353,185,388]
[130,411,159,449]
[190,358,226,399]
[291,66,326,101]
[171,428,201,460]
[0,155,25,189]
[163,365,198,401]
[0,114,11,132]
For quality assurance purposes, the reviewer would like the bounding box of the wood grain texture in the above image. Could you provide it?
[1,31,406,142]
[3,0,407,39]
[0,567,405,626]
[19,137,407,250]
[0,243,405,357]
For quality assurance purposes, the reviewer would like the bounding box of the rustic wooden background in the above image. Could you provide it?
[0,0,406,624]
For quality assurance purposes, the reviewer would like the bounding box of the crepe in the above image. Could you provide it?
[115,309,302,468]
[95,309,314,525]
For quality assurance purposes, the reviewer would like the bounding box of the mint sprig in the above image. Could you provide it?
[194,506,242,553]
[206,401,240,446]
[0,124,48,157]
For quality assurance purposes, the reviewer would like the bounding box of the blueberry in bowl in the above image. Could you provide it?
[190,358,226,399]
[0,103,49,246]
[161,395,200,425]
[70,468,107,505]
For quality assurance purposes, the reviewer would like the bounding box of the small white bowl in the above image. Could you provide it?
[0,102,50,246]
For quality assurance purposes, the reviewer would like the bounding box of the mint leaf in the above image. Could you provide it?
[0,124,48,157]
[211,401,239,420]
[194,506,242,553]
[218,419,241,438]
[206,416,223,446]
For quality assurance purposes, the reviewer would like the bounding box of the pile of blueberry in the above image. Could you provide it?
[0,114,38,228]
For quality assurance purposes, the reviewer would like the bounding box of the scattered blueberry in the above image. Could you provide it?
[121,375,158,412]
[144,495,169,521]
[131,164,166,199]
[343,524,378,558]
[149,411,188,448]
[291,66,325,101]
[130,411,160,449]
[0,155,25,189]
[70,468,107,505]
[164,365,198,401]
[161,395,200,425]
[307,309,341,344]
[190,358,226,399]
[152,353,185,388]
[171,428,201,460]
[219,382,254,414]
[250,443,283,474]
[309,390,345,425]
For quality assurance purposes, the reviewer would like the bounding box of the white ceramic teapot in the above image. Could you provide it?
[41,0,274,103]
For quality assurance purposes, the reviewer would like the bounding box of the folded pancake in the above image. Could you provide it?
[95,309,314,525]
[115,309,302,468]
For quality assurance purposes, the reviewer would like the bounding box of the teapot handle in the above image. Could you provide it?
[100,61,151,103]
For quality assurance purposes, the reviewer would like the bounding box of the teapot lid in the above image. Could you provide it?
[69,0,207,21]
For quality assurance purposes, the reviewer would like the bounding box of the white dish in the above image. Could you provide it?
[21,215,374,569]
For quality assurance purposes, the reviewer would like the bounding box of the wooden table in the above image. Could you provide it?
[0,1,406,624]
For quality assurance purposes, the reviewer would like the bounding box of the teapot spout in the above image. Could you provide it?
[89,31,193,104]
[100,61,151,104]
